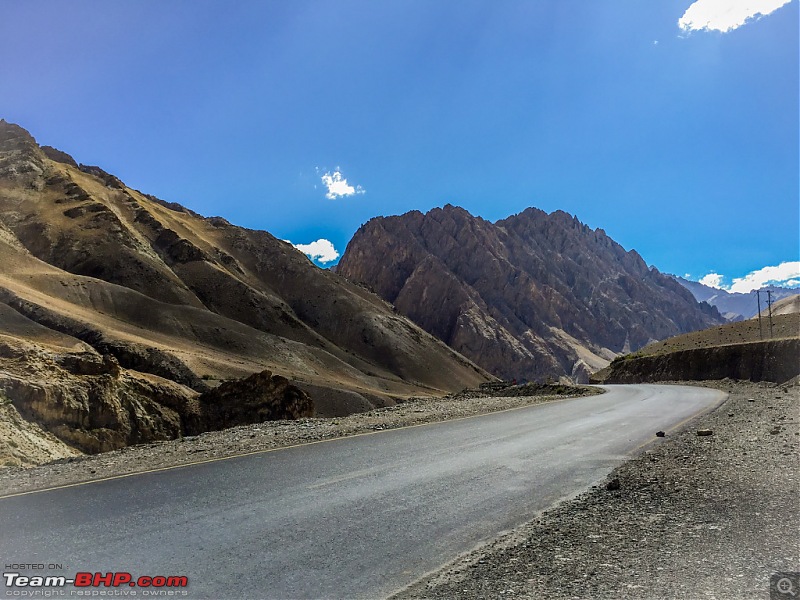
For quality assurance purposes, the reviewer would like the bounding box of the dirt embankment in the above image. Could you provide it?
[594,339,799,384]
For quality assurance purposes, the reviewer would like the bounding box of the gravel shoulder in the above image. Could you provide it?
[393,380,800,600]
[0,384,598,497]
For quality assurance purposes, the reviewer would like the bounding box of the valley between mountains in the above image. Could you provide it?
[0,119,798,600]
[0,119,732,466]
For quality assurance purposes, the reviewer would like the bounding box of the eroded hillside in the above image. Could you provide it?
[0,120,490,464]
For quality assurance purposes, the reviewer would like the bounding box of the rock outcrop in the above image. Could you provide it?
[337,205,724,382]
[0,343,192,454]
[188,371,313,435]
[0,338,314,459]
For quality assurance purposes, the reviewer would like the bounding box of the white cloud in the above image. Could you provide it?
[678,0,793,33]
[289,239,340,263]
[728,261,800,293]
[699,272,724,288]
[319,169,365,200]
[696,262,800,293]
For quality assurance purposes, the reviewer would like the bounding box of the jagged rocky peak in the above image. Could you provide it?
[0,120,47,185]
[41,146,79,167]
[338,205,724,383]
[0,119,39,152]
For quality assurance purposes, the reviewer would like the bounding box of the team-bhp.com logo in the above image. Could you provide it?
[4,572,188,596]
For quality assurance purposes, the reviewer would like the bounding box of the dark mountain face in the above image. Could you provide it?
[337,205,723,382]
[0,121,491,458]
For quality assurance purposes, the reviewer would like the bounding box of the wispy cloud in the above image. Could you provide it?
[678,0,793,33]
[318,168,365,200]
[728,261,800,293]
[697,261,800,293]
[289,239,340,263]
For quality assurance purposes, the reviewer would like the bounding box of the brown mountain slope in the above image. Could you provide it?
[761,293,800,317]
[337,205,724,382]
[0,120,489,462]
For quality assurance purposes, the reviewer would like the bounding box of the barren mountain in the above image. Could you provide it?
[337,205,724,382]
[767,293,800,316]
[671,275,797,320]
[0,120,489,464]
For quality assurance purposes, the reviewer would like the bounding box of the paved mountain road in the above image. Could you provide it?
[0,384,725,599]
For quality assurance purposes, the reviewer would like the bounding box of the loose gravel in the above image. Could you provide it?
[393,380,799,600]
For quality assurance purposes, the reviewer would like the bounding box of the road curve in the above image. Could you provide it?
[0,384,725,599]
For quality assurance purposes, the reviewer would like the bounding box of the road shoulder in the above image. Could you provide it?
[393,380,799,600]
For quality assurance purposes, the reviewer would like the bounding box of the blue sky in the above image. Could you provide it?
[1,1,797,291]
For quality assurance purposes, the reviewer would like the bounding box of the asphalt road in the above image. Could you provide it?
[0,384,725,599]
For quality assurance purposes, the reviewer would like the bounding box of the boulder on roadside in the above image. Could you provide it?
[188,370,313,434]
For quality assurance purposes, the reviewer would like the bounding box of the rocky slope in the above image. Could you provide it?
[769,293,800,316]
[337,205,723,382]
[0,120,490,463]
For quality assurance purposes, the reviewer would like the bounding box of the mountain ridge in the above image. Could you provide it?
[337,204,724,382]
[670,275,798,320]
[0,120,490,463]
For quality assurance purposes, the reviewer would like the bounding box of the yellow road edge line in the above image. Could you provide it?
[0,391,604,500]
